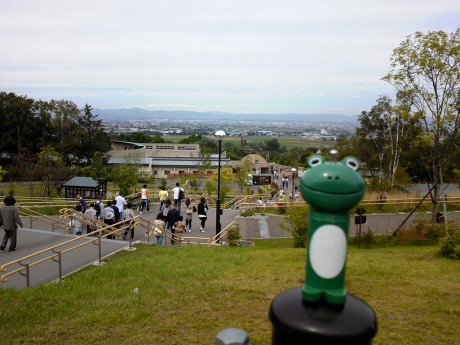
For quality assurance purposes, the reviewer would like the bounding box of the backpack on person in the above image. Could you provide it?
[178,188,185,200]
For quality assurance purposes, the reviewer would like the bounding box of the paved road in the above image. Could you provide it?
[3,205,458,289]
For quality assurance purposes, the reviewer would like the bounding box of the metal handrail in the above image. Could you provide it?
[180,221,236,246]
[18,206,70,233]
[1,199,254,287]
[0,216,138,286]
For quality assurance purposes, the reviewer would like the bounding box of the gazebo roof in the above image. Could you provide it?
[63,176,99,188]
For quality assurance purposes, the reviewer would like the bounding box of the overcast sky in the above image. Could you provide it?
[1,1,459,115]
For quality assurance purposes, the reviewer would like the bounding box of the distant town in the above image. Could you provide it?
[96,108,358,141]
[102,118,357,141]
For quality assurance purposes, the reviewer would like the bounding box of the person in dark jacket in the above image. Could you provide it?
[197,197,208,233]
[111,200,121,223]
[0,196,23,252]
[167,204,180,245]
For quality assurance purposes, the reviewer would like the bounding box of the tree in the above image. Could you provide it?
[110,163,139,196]
[357,97,391,184]
[199,137,218,154]
[36,145,70,197]
[265,138,281,152]
[383,30,460,222]
[235,157,252,192]
[43,100,111,165]
[356,96,421,189]
[209,166,234,202]
[90,151,109,185]
[179,134,203,144]
[109,152,140,195]
[0,166,5,182]
[75,104,111,164]
[0,92,38,158]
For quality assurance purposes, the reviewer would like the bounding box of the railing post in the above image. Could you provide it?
[52,249,63,281]
[147,220,151,244]
[19,262,31,288]
[97,234,102,265]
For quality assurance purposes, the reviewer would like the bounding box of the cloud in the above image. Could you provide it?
[1,0,459,114]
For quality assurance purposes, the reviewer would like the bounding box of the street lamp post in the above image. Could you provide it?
[215,130,226,236]
[291,168,297,202]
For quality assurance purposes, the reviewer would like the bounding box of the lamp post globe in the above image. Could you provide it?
[215,130,226,236]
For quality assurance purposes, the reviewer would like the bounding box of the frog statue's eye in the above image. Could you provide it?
[308,155,323,167]
[343,157,359,171]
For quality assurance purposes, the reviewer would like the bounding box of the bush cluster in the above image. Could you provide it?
[226,224,241,247]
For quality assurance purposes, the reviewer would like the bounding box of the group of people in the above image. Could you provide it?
[73,192,135,240]
[73,183,210,246]
[150,182,209,246]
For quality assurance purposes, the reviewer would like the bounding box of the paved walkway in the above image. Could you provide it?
[3,204,459,289]
[0,206,265,289]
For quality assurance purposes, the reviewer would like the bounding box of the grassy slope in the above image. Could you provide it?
[0,240,459,344]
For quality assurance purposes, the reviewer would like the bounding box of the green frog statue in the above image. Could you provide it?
[299,150,365,305]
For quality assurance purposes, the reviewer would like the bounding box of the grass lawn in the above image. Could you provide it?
[0,240,459,344]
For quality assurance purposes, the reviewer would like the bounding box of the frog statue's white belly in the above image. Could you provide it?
[309,224,347,279]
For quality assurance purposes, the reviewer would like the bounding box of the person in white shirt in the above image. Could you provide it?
[115,192,127,214]
[172,182,184,213]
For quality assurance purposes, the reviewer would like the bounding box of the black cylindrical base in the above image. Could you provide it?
[269,287,377,345]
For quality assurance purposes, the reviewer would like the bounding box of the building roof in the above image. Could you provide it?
[63,176,99,188]
[149,160,231,167]
[108,156,231,167]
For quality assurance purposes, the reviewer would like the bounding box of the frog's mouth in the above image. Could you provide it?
[300,183,363,197]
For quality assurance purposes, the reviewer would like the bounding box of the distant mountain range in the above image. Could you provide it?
[94,108,358,123]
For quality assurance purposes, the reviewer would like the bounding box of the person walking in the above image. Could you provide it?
[197,196,208,233]
[152,213,165,245]
[101,201,114,221]
[158,187,168,211]
[173,215,186,245]
[140,184,150,214]
[115,192,127,215]
[84,202,98,235]
[167,203,180,245]
[94,196,104,220]
[111,199,121,223]
[122,202,136,240]
[103,211,116,239]
[161,199,171,232]
[0,196,23,252]
[172,182,184,213]
[71,204,84,235]
[184,198,195,232]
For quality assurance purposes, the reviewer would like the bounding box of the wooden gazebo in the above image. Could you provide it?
[63,177,106,199]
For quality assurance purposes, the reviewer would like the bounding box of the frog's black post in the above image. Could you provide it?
[269,150,377,344]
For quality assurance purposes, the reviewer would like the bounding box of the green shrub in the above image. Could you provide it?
[354,229,375,248]
[362,229,375,248]
[425,224,447,239]
[278,204,287,214]
[439,235,460,259]
[397,221,450,245]
[240,209,257,217]
[227,224,241,247]
[279,206,309,248]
